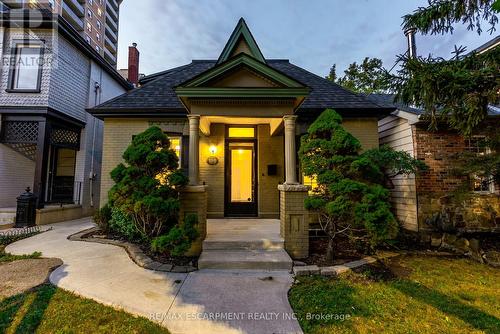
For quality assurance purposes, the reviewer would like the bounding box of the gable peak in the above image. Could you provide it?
[217,18,265,65]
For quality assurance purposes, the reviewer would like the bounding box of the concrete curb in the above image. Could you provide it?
[68,228,197,273]
[293,251,400,277]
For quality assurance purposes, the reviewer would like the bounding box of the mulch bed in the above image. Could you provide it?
[88,230,198,268]
[0,258,62,299]
[139,244,197,268]
[303,238,364,266]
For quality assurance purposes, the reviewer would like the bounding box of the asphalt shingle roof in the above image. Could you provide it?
[366,94,423,115]
[92,59,385,114]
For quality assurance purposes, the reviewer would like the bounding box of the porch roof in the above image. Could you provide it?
[90,59,391,119]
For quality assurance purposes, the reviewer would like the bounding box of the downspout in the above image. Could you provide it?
[89,69,103,207]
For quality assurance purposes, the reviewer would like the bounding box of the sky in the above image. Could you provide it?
[116,0,498,77]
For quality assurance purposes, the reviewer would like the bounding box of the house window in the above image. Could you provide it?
[86,21,92,32]
[466,136,495,193]
[96,33,100,41]
[169,136,182,165]
[88,0,93,5]
[87,9,93,19]
[228,127,255,138]
[97,8,102,16]
[85,35,91,44]
[7,41,44,92]
[96,45,100,52]
[96,20,101,30]
[302,174,318,194]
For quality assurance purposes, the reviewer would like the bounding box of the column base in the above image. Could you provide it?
[180,185,207,256]
[278,184,311,259]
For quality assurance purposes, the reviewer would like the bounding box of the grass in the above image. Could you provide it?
[289,255,500,334]
[0,250,42,263]
[0,284,169,333]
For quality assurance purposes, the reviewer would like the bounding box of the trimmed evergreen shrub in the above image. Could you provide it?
[299,109,426,260]
[150,214,199,257]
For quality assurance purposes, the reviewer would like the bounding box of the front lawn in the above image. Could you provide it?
[289,255,500,334]
[0,284,169,333]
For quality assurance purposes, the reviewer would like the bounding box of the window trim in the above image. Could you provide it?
[6,40,45,93]
[466,135,496,194]
[166,133,183,167]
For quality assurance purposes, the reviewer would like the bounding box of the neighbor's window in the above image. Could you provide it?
[8,42,44,92]
[466,136,495,193]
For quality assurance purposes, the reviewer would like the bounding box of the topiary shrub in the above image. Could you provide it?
[150,214,199,257]
[299,109,426,260]
[108,126,188,239]
[93,204,112,233]
[109,208,146,242]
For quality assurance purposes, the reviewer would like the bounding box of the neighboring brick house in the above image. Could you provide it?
[373,94,500,232]
[0,7,131,228]
[90,18,393,258]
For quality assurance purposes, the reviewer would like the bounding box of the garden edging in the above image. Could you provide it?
[293,251,400,277]
[68,228,197,273]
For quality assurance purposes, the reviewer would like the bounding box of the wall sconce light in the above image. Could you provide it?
[209,145,217,155]
[207,145,219,165]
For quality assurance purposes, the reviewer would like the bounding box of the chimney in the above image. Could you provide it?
[128,43,140,86]
[404,28,417,59]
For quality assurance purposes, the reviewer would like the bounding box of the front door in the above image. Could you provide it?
[225,127,258,217]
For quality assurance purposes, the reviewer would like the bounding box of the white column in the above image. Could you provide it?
[188,115,200,186]
[284,115,298,185]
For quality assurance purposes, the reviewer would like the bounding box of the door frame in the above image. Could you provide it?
[224,125,258,217]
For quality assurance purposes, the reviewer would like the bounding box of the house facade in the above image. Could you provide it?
[91,19,391,257]
[0,8,130,228]
[374,94,500,232]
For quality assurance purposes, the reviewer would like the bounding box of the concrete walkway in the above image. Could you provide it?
[6,218,302,334]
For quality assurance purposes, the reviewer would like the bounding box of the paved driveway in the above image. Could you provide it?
[6,218,302,334]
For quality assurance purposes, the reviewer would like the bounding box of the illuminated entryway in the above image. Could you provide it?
[225,127,257,217]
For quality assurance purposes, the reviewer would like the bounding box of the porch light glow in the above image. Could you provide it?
[209,145,217,155]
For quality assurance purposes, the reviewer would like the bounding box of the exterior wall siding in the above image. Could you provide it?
[0,144,35,207]
[378,115,418,231]
[200,124,225,217]
[100,118,187,207]
[257,124,284,218]
[100,118,150,207]
[343,118,380,151]
[0,29,53,106]
[48,35,90,123]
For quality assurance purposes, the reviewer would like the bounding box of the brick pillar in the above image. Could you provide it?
[278,184,310,259]
[179,185,207,256]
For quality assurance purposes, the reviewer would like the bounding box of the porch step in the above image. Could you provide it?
[203,239,284,251]
[198,249,293,271]
[0,208,16,230]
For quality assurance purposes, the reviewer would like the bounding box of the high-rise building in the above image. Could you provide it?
[0,0,122,66]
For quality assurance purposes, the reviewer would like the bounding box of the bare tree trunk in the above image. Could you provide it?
[326,237,335,263]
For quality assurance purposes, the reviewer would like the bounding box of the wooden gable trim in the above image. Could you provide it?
[179,54,306,89]
[217,18,266,64]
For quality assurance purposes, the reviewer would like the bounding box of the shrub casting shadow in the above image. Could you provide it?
[0,284,56,333]
[393,280,500,333]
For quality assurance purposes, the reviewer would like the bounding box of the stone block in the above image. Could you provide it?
[431,233,442,247]
[157,264,174,272]
[320,266,338,276]
[293,265,319,276]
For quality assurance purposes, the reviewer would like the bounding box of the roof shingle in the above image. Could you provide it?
[92,59,384,114]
